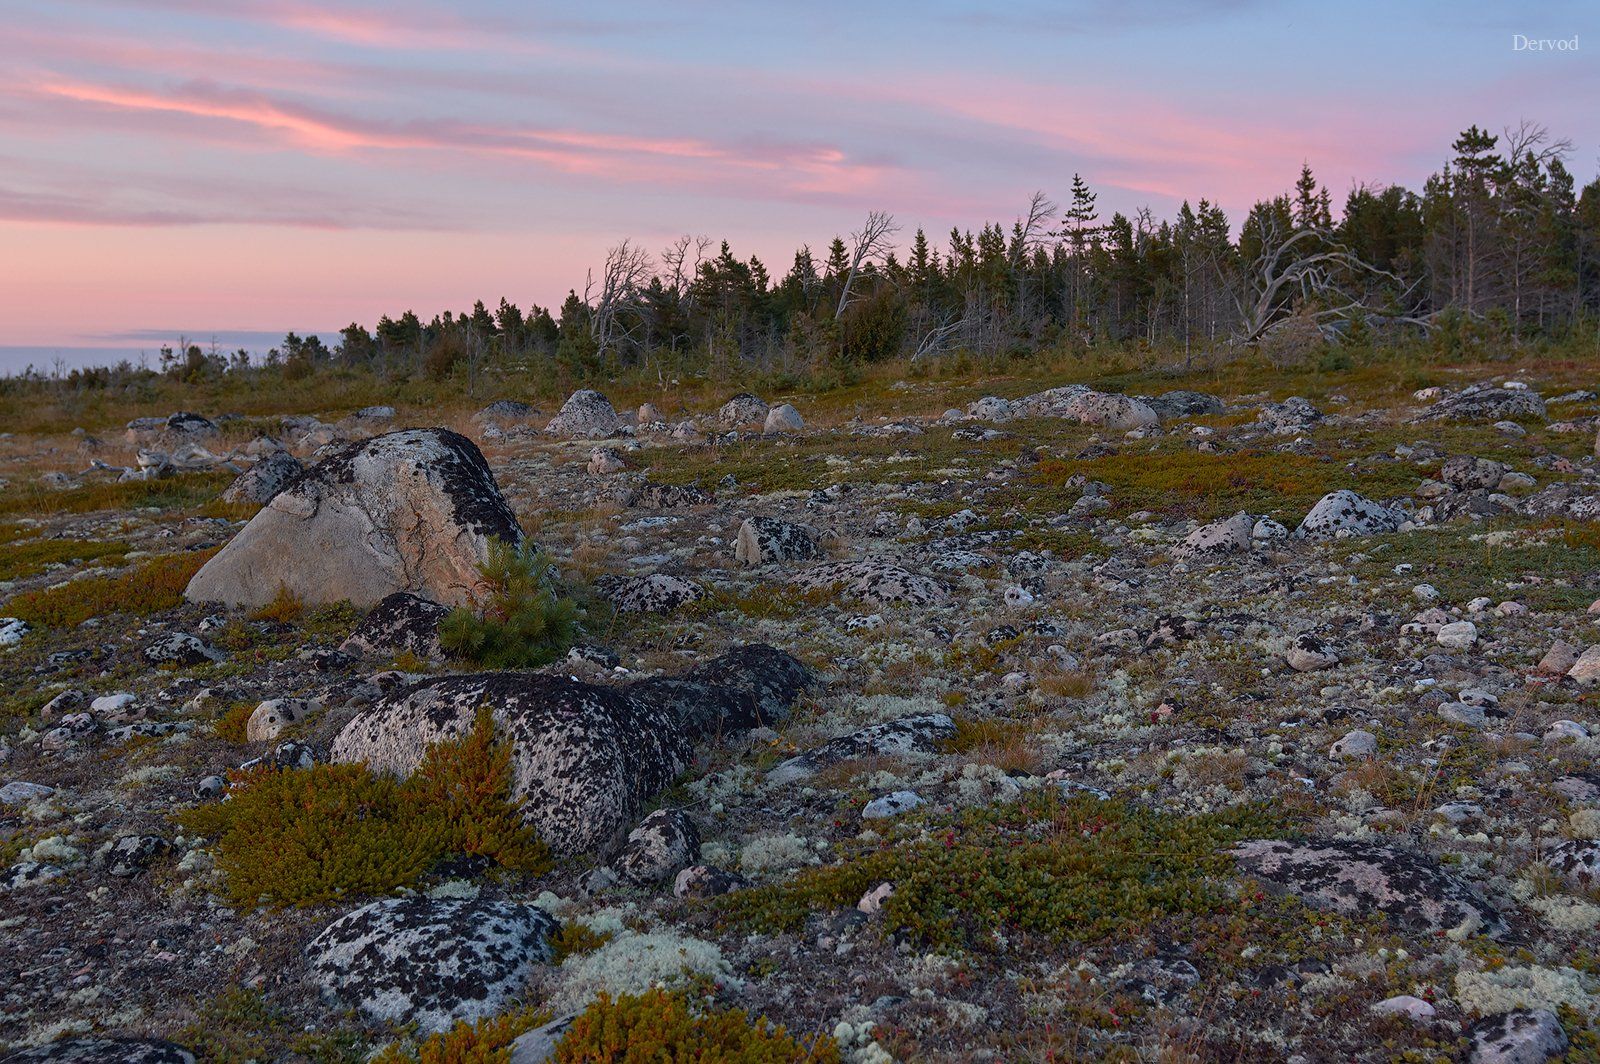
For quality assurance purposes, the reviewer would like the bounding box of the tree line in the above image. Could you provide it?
[41,121,1600,393]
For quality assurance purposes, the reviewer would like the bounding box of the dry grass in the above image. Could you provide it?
[943,717,1047,776]
[6,548,219,628]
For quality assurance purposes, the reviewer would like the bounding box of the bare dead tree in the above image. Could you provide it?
[910,314,966,364]
[834,210,899,320]
[585,239,654,357]
[660,235,712,312]
[1235,212,1426,344]
[1503,119,1573,168]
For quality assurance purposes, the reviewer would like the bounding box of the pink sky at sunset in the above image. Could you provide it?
[2,0,1596,369]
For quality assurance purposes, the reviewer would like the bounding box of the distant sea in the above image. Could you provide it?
[0,330,338,377]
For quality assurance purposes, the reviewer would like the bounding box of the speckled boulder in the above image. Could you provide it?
[1232,838,1503,936]
[595,573,704,614]
[0,1038,196,1063]
[221,450,304,505]
[103,834,171,877]
[305,897,556,1034]
[735,517,822,567]
[1467,1009,1567,1063]
[340,592,452,660]
[615,479,714,509]
[673,864,749,899]
[125,411,217,447]
[763,404,804,434]
[1420,385,1546,424]
[790,561,947,607]
[716,392,769,427]
[544,390,617,439]
[1177,512,1253,559]
[142,632,223,667]
[1142,390,1223,419]
[1285,633,1339,672]
[186,429,522,609]
[1293,490,1404,540]
[1440,455,1511,490]
[1059,390,1161,430]
[611,809,700,887]
[331,644,809,854]
[769,713,957,784]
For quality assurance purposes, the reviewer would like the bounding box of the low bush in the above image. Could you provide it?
[552,989,840,1063]
[0,537,129,581]
[6,548,218,628]
[176,710,550,907]
[723,793,1286,949]
[0,471,233,517]
[439,540,586,668]
[371,1008,544,1064]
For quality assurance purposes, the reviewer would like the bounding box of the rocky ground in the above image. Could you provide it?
[2,363,1599,1062]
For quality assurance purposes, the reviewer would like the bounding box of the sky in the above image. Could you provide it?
[2,0,1597,372]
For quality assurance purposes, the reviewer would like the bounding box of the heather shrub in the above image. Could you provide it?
[552,989,840,1063]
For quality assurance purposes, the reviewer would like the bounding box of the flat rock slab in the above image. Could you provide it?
[306,896,556,1034]
[1232,838,1504,937]
[1,1039,195,1063]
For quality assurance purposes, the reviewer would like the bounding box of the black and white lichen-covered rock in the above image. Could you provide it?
[103,834,171,877]
[1418,385,1547,424]
[125,411,218,447]
[221,450,304,505]
[331,644,809,854]
[141,632,223,667]
[1231,838,1504,936]
[790,561,947,607]
[340,591,452,660]
[0,1038,197,1063]
[1543,839,1600,893]
[615,479,714,509]
[544,390,618,438]
[768,713,958,784]
[594,573,704,614]
[304,897,556,1034]
[1176,512,1254,559]
[734,517,822,567]
[1255,396,1321,434]
[1141,390,1224,420]
[610,809,701,887]
[1466,1009,1568,1063]
[716,392,769,427]
[185,428,522,609]
[1293,489,1405,540]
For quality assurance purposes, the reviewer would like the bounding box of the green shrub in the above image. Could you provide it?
[7,548,218,628]
[176,710,550,907]
[371,1008,544,1064]
[0,471,233,517]
[439,541,585,668]
[0,537,129,581]
[552,989,840,1063]
[723,793,1286,949]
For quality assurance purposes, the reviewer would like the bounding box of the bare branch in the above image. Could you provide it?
[834,210,900,320]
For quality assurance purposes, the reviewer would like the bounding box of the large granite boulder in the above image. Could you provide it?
[185,429,521,610]
[330,644,809,854]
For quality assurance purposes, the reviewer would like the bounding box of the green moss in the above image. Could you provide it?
[551,989,841,1064]
[6,548,219,628]
[174,986,366,1064]
[0,537,129,581]
[175,710,551,907]
[0,471,233,517]
[722,793,1288,950]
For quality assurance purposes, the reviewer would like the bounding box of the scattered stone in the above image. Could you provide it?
[862,790,925,819]
[763,403,804,434]
[1330,730,1377,759]
[586,447,627,475]
[791,561,947,607]
[1286,633,1339,672]
[769,714,957,784]
[142,632,223,667]
[246,698,316,742]
[1543,840,1600,893]
[221,450,305,505]
[673,864,748,899]
[610,809,700,887]
[1,1038,196,1063]
[734,517,822,567]
[1421,386,1546,424]
[1466,1009,1567,1063]
[1569,645,1600,685]
[595,573,704,614]
[716,393,769,427]
[1294,490,1404,540]
[340,592,452,661]
[104,834,172,877]
[1177,512,1253,559]
[1437,620,1479,650]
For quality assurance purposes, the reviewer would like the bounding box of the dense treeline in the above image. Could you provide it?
[34,122,1600,394]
